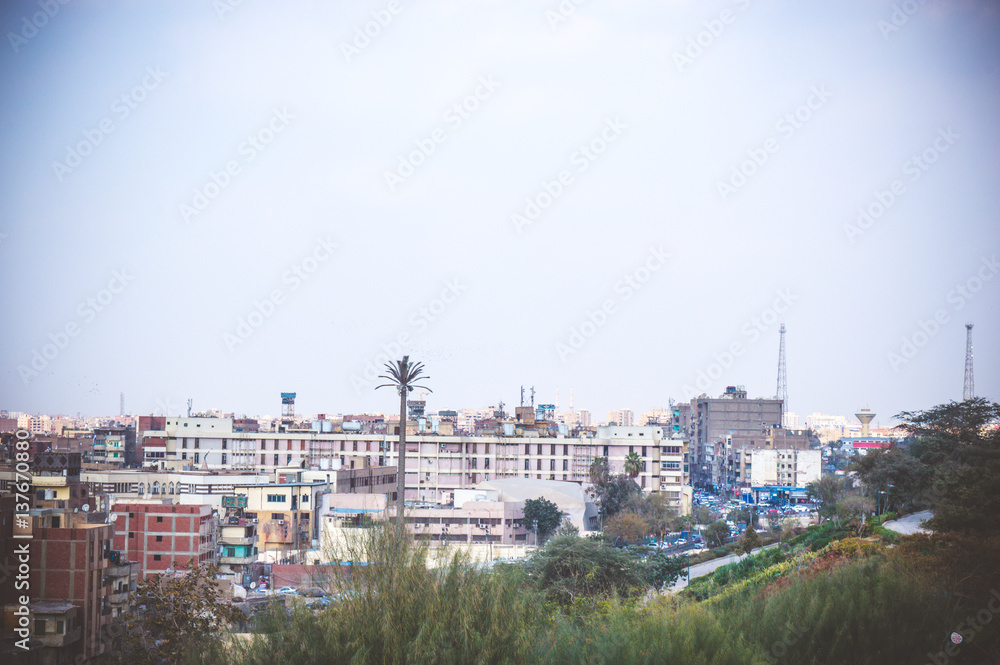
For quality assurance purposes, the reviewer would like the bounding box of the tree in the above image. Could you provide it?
[103,560,244,665]
[522,496,564,544]
[588,471,641,521]
[836,493,875,535]
[728,506,758,529]
[589,456,609,484]
[806,475,850,520]
[640,552,687,591]
[737,523,762,556]
[603,512,648,545]
[625,492,678,544]
[623,451,642,478]
[895,398,1000,534]
[692,505,713,526]
[849,444,929,514]
[703,520,730,548]
[527,534,644,606]
[377,356,431,525]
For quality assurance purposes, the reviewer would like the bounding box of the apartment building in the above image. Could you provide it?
[137,418,692,512]
[110,503,216,579]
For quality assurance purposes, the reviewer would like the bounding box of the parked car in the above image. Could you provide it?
[277,586,298,594]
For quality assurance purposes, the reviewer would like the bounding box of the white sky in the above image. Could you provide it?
[1,0,998,425]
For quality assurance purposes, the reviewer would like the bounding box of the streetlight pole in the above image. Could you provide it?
[533,520,539,550]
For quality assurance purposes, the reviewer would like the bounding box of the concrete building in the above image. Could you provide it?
[110,503,216,579]
[234,482,327,562]
[679,386,783,488]
[135,418,692,511]
[605,409,634,427]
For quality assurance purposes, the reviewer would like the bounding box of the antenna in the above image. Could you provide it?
[520,386,525,407]
[187,399,193,417]
[776,324,788,424]
[964,323,975,401]
[530,386,535,408]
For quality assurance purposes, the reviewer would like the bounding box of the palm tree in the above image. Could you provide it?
[623,452,642,478]
[589,457,609,484]
[377,356,431,526]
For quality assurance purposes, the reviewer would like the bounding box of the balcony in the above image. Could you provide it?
[219,536,255,546]
[220,554,255,565]
[108,591,130,604]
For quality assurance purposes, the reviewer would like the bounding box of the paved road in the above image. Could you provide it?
[883,510,933,535]
[669,542,781,592]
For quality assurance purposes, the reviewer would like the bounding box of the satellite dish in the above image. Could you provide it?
[82,504,90,513]
[73,508,79,513]
[250,582,257,590]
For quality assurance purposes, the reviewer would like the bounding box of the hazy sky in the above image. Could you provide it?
[2,0,998,425]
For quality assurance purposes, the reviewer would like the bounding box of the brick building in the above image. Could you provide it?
[111,503,216,579]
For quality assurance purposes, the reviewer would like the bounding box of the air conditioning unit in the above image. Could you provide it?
[277,520,284,525]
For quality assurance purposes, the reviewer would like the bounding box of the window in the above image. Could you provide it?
[536,459,542,470]
[550,444,556,455]
[153,555,162,561]
[156,516,163,522]
[222,439,228,449]
[603,446,609,456]
[34,619,45,635]
[524,459,530,470]
[156,536,163,542]
[194,453,199,463]
[484,458,490,469]
[642,446,647,456]
[302,494,308,503]
[182,438,187,448]
[286,454,292,464]
[182,452,187,460]
[550,459,555,471]
[221,453,227,464]
[194,438,200,449]
[563,444,569,455]
[471,459,477,469]
[267,494,286,503]
[56,620,64,634]
[152,482,159,494]
[273,454,278,465]
[562,459,568,471]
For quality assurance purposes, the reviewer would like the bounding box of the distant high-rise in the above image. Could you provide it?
[964,323,975,401]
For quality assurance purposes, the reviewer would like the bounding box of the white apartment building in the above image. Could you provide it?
[748,449,821,488]
[139,419,692,513]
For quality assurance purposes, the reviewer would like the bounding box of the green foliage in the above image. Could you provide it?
[736,523,762,556]
[692,504,713,525]
[623,451,642,478]
[526,534,644,606]
[805,475,850,520]
[523,496,565,544]
[103,560,244,665]
[638,552,687,591]
[587,468,641,520]
[702,520,730,548]
[717,557,951,665]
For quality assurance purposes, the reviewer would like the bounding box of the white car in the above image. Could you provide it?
[277,586,298,594]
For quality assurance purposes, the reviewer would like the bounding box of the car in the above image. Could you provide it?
[277,586,298,594]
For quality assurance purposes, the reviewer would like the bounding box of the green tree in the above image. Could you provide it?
[103,561,244,665]
[737,523,762,556]
[896,398,1000,534]
[692,504,713,525]
[703,520,730,548]
[587,470,641,520]
[623,451,642,478]
[849,444,929,513]
[527,534,644,606]
[806,475,850,520]
[523,496,564,544]
[376,356,431,525]
[640,552,687,590]
[728,506,758,528]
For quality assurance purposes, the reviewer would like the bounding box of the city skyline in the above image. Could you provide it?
[1,1,998,424]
